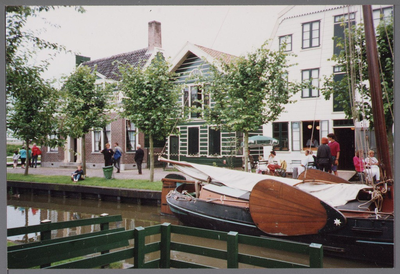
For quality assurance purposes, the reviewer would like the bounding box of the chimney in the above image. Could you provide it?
[147,21,162,54]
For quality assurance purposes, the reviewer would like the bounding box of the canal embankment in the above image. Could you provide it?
[7,166,181,205]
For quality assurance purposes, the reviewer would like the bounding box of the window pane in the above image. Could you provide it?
[94,131,101,152]
[292,122,301,151]
[303,23,310,32]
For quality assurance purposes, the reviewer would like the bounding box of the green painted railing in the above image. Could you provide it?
[8,217,323,269]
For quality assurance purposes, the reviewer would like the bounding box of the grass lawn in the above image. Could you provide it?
[6,173,162,191]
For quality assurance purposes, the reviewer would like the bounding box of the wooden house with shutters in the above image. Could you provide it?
[164,42,263,168]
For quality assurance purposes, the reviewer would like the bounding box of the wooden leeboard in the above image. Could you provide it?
[249,179,346,236]
[297,168,350,184]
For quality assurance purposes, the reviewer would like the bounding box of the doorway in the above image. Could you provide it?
[169,136,179,161]
[333,128,355,170]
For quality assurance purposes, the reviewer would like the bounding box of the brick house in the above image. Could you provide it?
[41,21,165,170]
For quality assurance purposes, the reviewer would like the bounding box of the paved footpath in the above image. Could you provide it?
[7,166,182,182]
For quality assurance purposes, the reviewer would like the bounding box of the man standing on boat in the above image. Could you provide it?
[327,133,340,176]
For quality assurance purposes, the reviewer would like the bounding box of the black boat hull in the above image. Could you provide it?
[167,191,393,266]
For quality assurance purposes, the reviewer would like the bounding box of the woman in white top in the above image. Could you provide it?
[297,150,315,177]
[364,150,380,182]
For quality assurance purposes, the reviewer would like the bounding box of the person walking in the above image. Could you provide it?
[12,150,20,168]
[134,144,144,175]
[317,137,332,173]
[101,143,114,166]
[327,133,340,176]
[19,146,27,169]
[31,144,41,168]
[113,142,123,173]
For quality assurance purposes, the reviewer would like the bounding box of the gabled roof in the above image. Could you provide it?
[81,48,152,81]
[170,42,237,73]
[194,44,237,64]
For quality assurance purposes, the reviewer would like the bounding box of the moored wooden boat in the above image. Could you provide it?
[160,157,393,266]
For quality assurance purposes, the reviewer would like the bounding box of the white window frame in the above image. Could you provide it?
[182,84,210,119]
[302,20,320,49]
[126,120,136,152]
[291,122,301,151]
[302,68,319,98]
[279,34,292,52]
[92,124,111,152]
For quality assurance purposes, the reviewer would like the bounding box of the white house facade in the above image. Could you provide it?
[263,5,392,172]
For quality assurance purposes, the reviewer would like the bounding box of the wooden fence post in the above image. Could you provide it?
[227,231,239,268]
[160,223,171,268]
[134,226,146,268]
[99,213,110,268]
[309,243,323,268]
[40,219,51,268]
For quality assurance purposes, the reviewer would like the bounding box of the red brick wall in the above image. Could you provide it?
[41,115,148,169]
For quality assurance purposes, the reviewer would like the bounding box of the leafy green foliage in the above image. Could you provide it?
[59,65,115,174]
[118,53,184,181]
[59,65,115,138]
[205,42,302,132]
[321,19,394,130]
[203,42,304,170]
[118,53,183,139]
[7,64,61,148]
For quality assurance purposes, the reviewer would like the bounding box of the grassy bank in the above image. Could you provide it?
[6,173,162,191]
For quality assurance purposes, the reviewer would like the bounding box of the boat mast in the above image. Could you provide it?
[362,5,393,180]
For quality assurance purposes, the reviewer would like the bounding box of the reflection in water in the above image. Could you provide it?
[7,194,377,268]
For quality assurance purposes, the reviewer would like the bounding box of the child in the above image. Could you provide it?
[12,150,20,168]
[71,165,84,182]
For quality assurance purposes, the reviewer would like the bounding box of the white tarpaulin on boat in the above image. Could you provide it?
[173,161,302,190]
[162,158,371,207]
[296,183,371,207]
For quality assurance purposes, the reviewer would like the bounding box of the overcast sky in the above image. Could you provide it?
[23,5,287,86]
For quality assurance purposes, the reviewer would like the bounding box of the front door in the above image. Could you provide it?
[69,137,78,162]
[169,136,179,161]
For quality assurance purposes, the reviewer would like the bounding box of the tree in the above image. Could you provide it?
[59,65,115,175]
[321,18,394,156]
[204,42,305,171]
[118,53,184,182]
[7,64,61,175]
[6,6,85,175]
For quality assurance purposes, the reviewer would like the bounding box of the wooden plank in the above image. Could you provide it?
[238,234,309,254]
[7,215,122,236]
[171,225,228,241]
[170,259,216,269]
[47,247,134,269]
[170,242,227,260]
[249,179,346,236]
[238,254,308,268]
[8,230,133,269]
[297,168,350,184]
[8,227,125,251]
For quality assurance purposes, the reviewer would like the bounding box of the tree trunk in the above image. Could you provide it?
[244,132,249,172]
[24,139,30,176]
[149,133,154,182]
[82,135,86,176]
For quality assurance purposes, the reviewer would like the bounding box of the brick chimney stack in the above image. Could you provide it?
[147,21,162,54]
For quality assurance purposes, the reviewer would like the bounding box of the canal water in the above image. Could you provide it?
[7,193,380,269]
